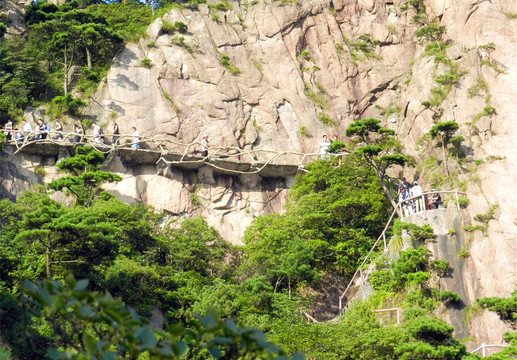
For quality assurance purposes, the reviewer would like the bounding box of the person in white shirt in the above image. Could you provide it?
[33,120,41,140]
[3,121,12,141]
[410,181,423,212]
[22,119,32,139]
[131,127,139,149]
[318,134,331,160]
[201,134,209,157]
[92,123,102,144]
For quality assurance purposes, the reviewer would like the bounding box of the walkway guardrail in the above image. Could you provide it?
[396,190,467,216]
[372,307,402,325]
[470,344,509,357]
[3,130,349,176]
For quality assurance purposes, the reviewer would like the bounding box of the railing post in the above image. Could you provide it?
[482,343,486,357]
[383,232,387,250]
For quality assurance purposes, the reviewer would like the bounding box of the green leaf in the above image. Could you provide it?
[74,279,89,292]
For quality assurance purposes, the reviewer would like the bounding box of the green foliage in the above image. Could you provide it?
[435,73,464,86]
[0,23,6,38]
[0,132,5,150]
[27,3,124,95]
[463,225,484,233]
[467,76,488,98]
[23,277,301,360]
[162,20,188,35]
[415,25,446,42]
[435,290,462,305]
[477,289,517,321]
[370,247,430,292]
[245,157,390,283]
[473,205,497,224]
[429,259,450,277]
[429,121,459,144]
[297,126,310,138]
[457,197,469,208]
[473,106,496,122]
[345,118,407,207]
[48,93,87,117]
[48,146,122,207]
[160,217,233,277]
[305,86,329,109]
[297,49,313,62]
[220,53,240,75]
[393,221,435,243]
[141,57,153,68]
[347,33,381,62]
[424,41,449,57]
[457,249,470,259]
[316,112,337,127]
[89,2,153,42]
[327,140,345,153]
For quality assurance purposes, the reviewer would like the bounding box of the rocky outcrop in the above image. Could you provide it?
[1,144,291,245]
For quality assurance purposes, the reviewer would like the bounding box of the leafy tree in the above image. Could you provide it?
[245,156,390,287]
[27,5,124,94]
[0,37,51,121]
[158,217,234,277]
[23,277,303,360]
[345,118,408,210]
[12,196,119,279]
[48,93,87,116]
[428,121,462,176]
[477,288,517,322]
[415,24,446,42]
[242,214,319,298]
[370,247,430,291]
[48,146,121,207]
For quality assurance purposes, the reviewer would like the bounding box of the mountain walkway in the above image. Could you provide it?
[4,131,332,178]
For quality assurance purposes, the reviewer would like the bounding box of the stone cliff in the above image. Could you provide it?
[2,0,516,350]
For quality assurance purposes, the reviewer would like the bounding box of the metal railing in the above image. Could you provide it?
[372,307,402,325]
[470,344,509,357]
[396,190,467,216]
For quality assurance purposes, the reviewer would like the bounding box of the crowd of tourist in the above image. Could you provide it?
[398,177,443,216]
[1,119,140,149]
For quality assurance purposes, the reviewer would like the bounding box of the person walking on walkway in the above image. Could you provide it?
[111,120,120,145]
[21,119,32,139]
[38,119,49,140]
[73,124,83,142]
[410,181,423,212]
[131,127,139,149]
[318,135,331,160]
[201,134,209,157]
[92,123,102,144]
[3,121,13,141]
[34,120,41,140]
[53,120,63,141]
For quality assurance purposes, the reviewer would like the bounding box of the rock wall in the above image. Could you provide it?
[0,145,291,245]
[405,207,515,350]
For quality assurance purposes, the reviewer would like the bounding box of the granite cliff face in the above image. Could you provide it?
[2,0,516,350]
[86,0,517,348]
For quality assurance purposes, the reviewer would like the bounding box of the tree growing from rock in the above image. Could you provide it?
[345,118,408,211]
[48,146,121,207]
[428,121,463,176]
